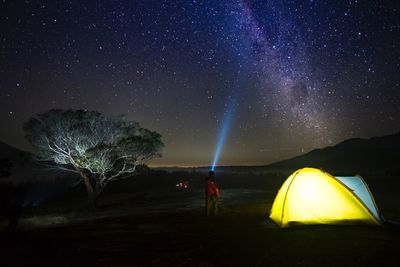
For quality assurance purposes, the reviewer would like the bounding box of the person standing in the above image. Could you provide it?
[205,170,221,216]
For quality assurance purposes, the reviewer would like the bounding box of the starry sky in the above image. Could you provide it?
[0,0,399,167]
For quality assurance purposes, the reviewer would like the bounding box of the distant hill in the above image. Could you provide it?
[0,141,29,160]
[157,132,400,175]
[0,142,35,184]
[0,141,75,185]
[0,141,79,207]
[262,132,400,174]
[2,131,399,182]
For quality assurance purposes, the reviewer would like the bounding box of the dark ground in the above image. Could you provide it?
[1,171,400,267]
[1,203,400,267]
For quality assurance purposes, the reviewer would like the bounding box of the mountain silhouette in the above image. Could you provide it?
[264,132,400,174]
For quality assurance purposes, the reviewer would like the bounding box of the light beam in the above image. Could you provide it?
[211,97,236,171]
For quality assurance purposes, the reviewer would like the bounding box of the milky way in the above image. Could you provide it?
[0,0,399,166]
[227,1,332,144]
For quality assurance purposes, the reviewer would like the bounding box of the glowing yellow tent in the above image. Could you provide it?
[269,168,382,227]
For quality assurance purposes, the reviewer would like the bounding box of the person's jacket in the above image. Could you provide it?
[206,180,221,198]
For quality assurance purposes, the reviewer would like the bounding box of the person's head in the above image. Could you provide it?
[207,170,215,180]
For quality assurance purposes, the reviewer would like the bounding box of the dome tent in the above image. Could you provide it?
[269,168,382,227]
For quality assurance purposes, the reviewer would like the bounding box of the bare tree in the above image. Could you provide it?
[24,109,164,208]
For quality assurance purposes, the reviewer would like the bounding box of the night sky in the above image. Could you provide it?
[1,0,399,167]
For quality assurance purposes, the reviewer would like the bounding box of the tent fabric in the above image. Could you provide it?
[269,168,381,227]
[335,175,381,222]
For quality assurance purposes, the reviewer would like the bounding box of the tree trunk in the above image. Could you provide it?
[93,180,109,208]
[85,178,97,210]
[93,182,103,208]
[73,165,97,210]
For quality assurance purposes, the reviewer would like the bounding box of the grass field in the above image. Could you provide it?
[1,172,400,266]
[1,201,400,267]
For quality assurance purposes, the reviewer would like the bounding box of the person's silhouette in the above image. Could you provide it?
[205,171,221,216]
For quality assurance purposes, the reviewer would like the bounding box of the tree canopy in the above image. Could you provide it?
[24,109,164,206]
